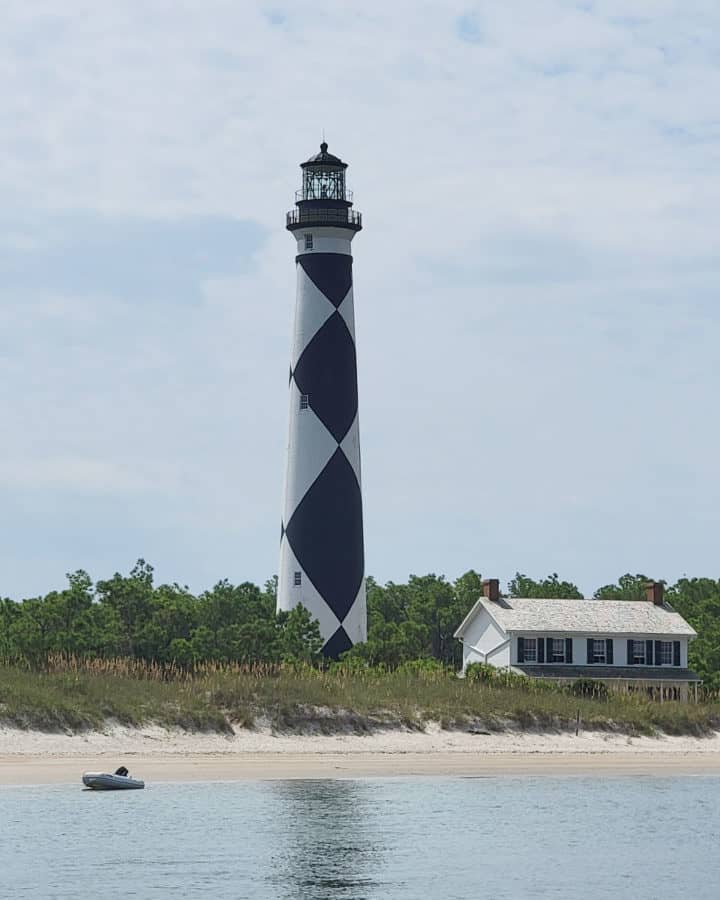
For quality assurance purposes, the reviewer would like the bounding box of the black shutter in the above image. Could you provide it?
[517,637,525,663]
[606,639,613,664]
[673,641,681,667]
[537,637,545,663]
[565,638,573,663]
[627,639,634,665]
[547,637,553,662]
[655,640,662,666]
[646,639,654,665]
[587,638,594,664]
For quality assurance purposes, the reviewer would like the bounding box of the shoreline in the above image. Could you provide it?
[3,724,720,784]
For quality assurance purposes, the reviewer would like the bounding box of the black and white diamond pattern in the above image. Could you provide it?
[278,252,366,654]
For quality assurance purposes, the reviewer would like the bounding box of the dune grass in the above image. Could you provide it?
[1,657,719,737]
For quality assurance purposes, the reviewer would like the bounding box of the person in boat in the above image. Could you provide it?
[114,766,129,777]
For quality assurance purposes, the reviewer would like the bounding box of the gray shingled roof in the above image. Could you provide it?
[466,597,696,637]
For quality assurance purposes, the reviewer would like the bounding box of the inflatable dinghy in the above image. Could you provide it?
[82,767,144,790]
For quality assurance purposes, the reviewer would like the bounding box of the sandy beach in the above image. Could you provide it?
[2,724,720,784]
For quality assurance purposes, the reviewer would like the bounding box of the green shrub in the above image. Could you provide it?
[464,662,499,683]
[395,658,449,677]
[465,663,558,693]
[570,678,609,700]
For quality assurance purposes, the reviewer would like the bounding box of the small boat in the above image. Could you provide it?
[82,766,145,790]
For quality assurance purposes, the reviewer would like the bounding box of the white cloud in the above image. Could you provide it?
[0,0,719,596]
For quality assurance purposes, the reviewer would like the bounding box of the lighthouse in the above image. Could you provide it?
[277,143,366,657]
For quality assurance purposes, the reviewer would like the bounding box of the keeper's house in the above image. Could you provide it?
[454,579,701,701]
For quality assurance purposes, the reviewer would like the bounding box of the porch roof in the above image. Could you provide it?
[515,664,702,682]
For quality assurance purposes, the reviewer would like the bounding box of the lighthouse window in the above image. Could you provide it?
[293,571,302,586]
[304,233,313,250]
[299,393,309,410]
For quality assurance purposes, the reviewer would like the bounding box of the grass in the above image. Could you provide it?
[1,657,719,737]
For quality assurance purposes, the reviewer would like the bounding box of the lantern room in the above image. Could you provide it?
[287,143,362,232]
[301,143,347,201]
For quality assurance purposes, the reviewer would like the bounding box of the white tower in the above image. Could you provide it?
[277,143,366,657]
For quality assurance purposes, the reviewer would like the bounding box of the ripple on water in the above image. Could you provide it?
[1,776,719,899]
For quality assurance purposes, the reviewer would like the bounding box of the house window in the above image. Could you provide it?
[299,393,309,410]
[551,638,565,663]
[632,640,646,664]
[523,638,537,662]
[592,639,607,664]
[658,641,673,665]
[293,571,301,586]
[304,233,313,250]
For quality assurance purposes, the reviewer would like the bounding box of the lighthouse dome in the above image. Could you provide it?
[302,142,347,169]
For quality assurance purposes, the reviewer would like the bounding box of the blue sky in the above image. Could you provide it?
[1,1,719,599]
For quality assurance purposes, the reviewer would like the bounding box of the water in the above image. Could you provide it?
[2,776,719,899]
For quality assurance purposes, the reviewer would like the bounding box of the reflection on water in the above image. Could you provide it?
[1,777,720,899]
[268,780,383,899]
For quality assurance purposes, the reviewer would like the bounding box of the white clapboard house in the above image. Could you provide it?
[454,579,700,701]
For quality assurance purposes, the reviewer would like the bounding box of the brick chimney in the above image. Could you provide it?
[644,581,664,606]
[482,578,500,603]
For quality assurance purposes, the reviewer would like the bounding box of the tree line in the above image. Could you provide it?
[0,561,322,667]
[1,562,719,686]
